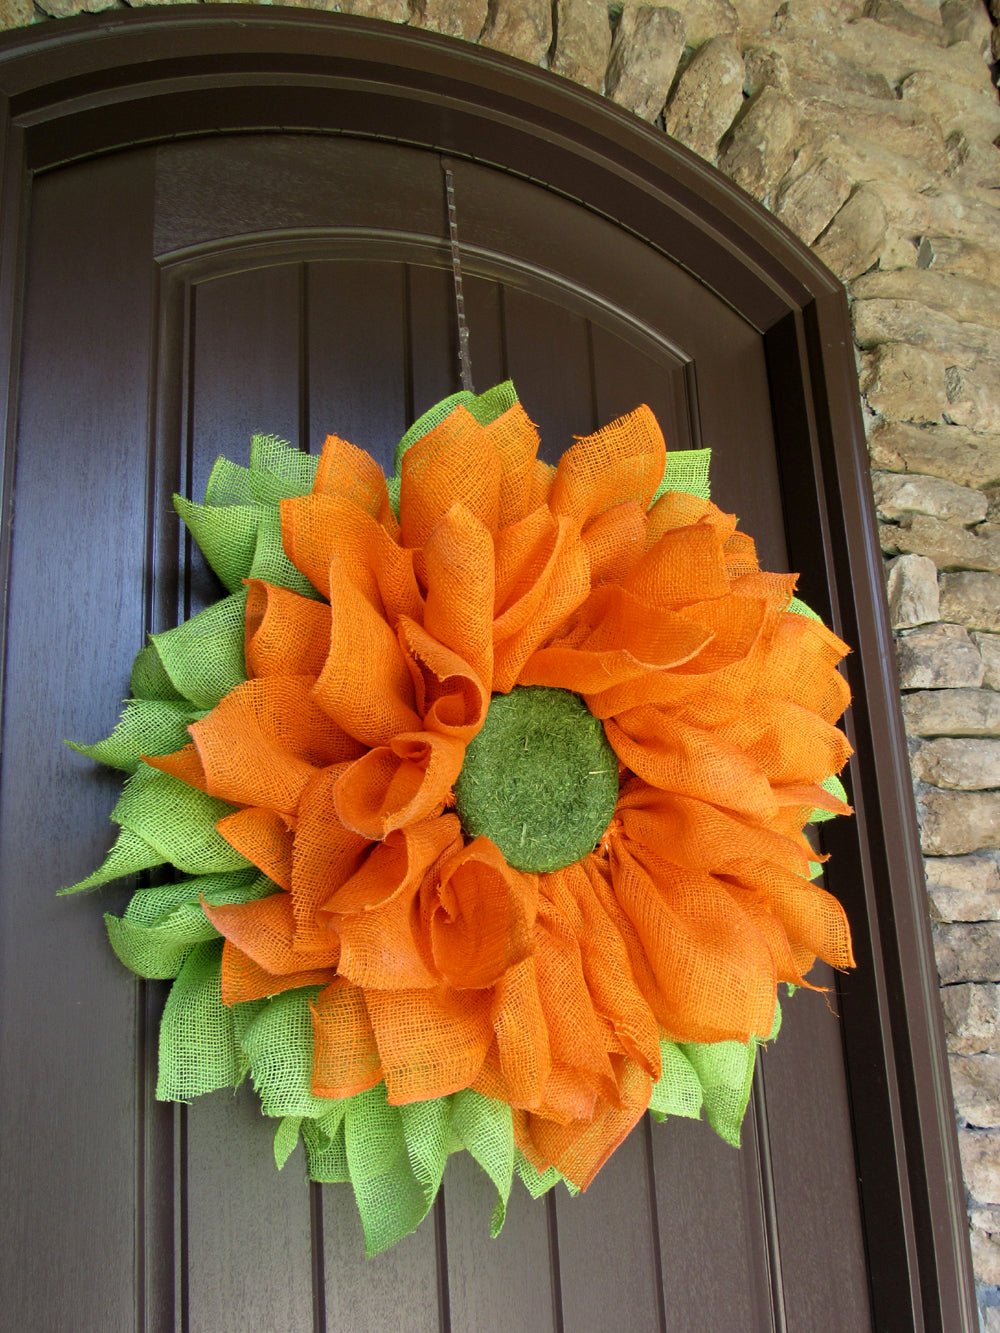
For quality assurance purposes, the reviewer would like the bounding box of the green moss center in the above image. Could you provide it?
[454,686,619,873]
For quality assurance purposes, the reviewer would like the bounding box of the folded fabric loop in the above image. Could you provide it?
[421,503,495,688]
[424,837,538,990]
[333,730,465,840]
[548,405,666,528]
[397,616,490,743]
[245,580,331,680]
[312,563,422,747]
[400,405,503,547]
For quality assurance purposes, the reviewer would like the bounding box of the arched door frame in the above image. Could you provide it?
[0,10,975,1326]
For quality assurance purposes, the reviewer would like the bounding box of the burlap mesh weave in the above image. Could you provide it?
[70,386,856,1255]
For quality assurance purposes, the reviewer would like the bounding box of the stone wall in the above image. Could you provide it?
[4,0,1000,1317]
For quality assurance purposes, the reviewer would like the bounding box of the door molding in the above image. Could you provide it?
[0,11,976,1326]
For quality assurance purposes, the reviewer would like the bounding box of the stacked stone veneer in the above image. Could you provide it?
[4,0,1000,1315]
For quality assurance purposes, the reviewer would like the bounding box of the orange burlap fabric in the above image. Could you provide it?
[147,402,853,1189]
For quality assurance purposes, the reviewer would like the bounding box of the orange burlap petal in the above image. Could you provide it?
[548,860,661,1080]
[486,956,552,1109]
[723,529,760,579]
[290,765,372,953]
[486,403,541,529]
[604,705,778,819]
[282,492,422,626]
[724,857,855,970]
[144,742,207,790]
[493,507,568,635]
[323,815,463,990]
[765,614,852,723]
[400,406,502,548]
[187,676,364,814]
[615,779,812,879]
[519,585,713,695]
[281,493,383,606]
[645,491,718,546]
[424,837,538,991]
[580,598,768,720]
[310,977,384,1098]
[367,984,495,1103]
[493,513,591,693]
[771,782,852,816]
[204,890,340,978]
[217,806,295,890]
[245,580,331,680]
[312,432,398,533]
[548,405,665,528]
[312,561,422,747]
[515,1054,652,1191]
[333,730,465,840]
[421,504,495,688]
[671,595,773,677]
[608,829,778,1045]
[624,521,733,608]
[527,894,620,1120]
[716,695,853,787]
[220,938,336,1005]
[528,459,556,509]
[397,617,489,742]
[581,501,647,586]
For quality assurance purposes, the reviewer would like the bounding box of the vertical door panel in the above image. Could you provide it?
[0,151,156,1333]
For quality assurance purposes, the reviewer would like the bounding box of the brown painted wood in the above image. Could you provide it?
[0,12,976,1331]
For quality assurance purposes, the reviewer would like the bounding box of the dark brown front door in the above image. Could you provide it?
[0,13,974,1331]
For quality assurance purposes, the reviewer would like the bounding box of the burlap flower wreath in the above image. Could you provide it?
[64,382,854,1255]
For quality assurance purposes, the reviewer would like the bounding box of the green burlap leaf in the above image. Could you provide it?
[452,1090,514,1237]
[130,643,186,702]
[274,1115,303,1169]
[648,1041,705,1123]
[652,447,713,504]
[60,824,165,895]
[62,763,247,891]
[68,698,205,774]
[515,1152,565,1200]
[466,380,519,425]
[206,433,318,505]
[676,1001,782,1148]
[303,1114,351,1184]
[176,498,316,600]
[107,896,218,978]
[393,381,519,472]
[112,763,247,877]
[157,941,244,1101]
[241,987,337,1119]
[677,1039,757,1147]
[174,497,262,593]
[148,590,247,708]
[103,868,266,978]
[248,433,319,500]
[345,1083,432,1257]
[789,595,823,623]
[399,1095,453,1209]
[386,473,402,521]
[203,455,258,507]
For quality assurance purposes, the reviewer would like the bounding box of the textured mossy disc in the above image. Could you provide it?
[455,686,619,873]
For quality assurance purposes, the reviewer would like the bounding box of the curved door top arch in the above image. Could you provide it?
[0,11,975,1331]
